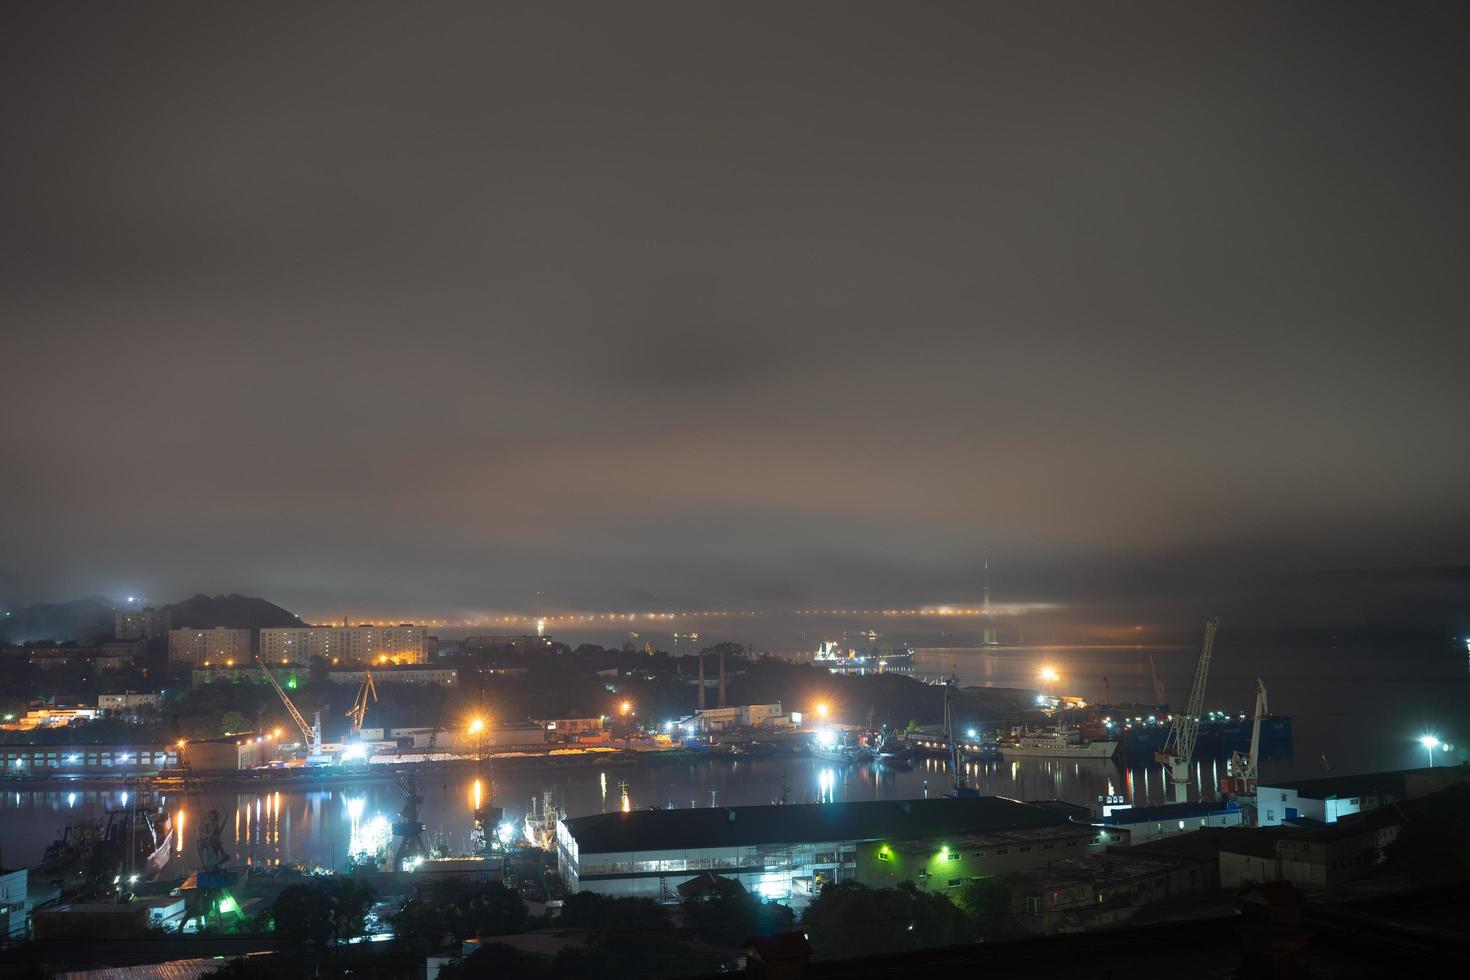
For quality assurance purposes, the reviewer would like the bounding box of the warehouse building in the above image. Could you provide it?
[557,796,1082,907]
[1256,764,1470,827]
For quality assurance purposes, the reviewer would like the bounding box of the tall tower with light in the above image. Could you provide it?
[983,558,998,646]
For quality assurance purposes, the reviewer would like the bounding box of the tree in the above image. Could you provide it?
[269,878,377,947]
[958,875,1024,940]
[557,891,671,934]
[219,710,250,735]
[391,879,528,946]
[681,877,795,947]
[801,881,972,961]
[435,943,548,980]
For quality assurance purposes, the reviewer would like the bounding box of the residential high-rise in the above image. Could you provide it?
[116,608,172,640]
[168,627,253,666]
[259,624,428,665]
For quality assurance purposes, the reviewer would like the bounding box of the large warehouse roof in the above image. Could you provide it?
[562,796,1070,854]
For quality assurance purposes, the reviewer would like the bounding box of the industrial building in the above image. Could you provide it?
[859,822,1114,895]
[1098,800,1243,844]
[1256,764,1470,826]
[678,703,787,732]
[0,743,179,774]
[1007,845,1215,934]
[557,797,1081,907]
[184,735,271,771]
[0,866,27,938]
[259,624,428,665]
[168,627,253,666]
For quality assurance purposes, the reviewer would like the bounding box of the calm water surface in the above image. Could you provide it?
[2,643,1464,874]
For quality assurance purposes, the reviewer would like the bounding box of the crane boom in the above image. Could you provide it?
[1156,618,1219,804]
[346,669,378,737]
[1222,678,1268,799]
[258,661,319,755]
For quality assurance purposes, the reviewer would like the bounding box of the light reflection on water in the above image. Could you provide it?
[4,643,1459,872]
[0,753,1198,872]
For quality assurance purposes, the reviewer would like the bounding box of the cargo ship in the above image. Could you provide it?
[812,641,915,675]
[1100,706,1293,757]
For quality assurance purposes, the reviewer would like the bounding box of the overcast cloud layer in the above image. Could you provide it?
[2,2,1468,618]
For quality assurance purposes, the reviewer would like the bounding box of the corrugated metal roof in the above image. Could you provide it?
[562,796,1069,854]
[59,957,249,980]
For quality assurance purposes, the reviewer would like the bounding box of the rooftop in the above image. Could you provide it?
[1011,851,1187,892]
[1259,763,1470,800]
[562,796,1070,855]
[1099,800,1238,825]
[890,822,1092,855]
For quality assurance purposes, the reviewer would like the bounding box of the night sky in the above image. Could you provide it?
[3,3,1468,620]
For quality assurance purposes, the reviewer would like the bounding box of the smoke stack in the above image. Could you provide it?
[698,652,706,710]
[718,649,727,707]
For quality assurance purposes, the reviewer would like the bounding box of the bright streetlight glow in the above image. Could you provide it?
[1420,734,1441,767]
[620,701,631,715]
[816,702,829,718]
[1039,667,1059,684]
[468,717,485,734]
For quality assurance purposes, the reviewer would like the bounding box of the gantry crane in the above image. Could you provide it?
[1221,678,1268,798]
[1156,618,1219,804]
[257,660,321,757]
[346,669,377,738]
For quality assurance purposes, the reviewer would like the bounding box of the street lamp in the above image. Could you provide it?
[1039,666,1059,684]
[1420,735,1440,768]
[816,702,829,720]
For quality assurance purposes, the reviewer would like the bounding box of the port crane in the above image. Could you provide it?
[1221,678,1268,797]
[257,660,321,758]
[346,669,377,738]
[1156,618,1218,804]
[944,669,979,797]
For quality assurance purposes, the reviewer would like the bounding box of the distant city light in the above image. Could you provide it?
[966,728,978,739]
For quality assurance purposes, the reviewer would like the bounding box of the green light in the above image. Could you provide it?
[218,893,240,915]
[286,675,297,690]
